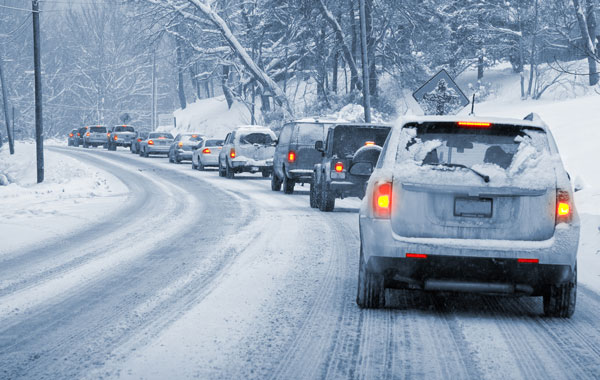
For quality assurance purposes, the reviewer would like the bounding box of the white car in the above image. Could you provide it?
[218,126,276,178]
[192,138,224,170]
[357,114,579,318]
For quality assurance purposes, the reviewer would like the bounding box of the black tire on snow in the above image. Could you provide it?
[319,177,335,212]
[309,181,319,208]
[198,161,204,171]
[262,169,270,178]
[218,162,225,177]
[356,245,385,308]
[543,266,577,318]
[226,163,234,179]
[283,174,294,194]
[271,173,282,191]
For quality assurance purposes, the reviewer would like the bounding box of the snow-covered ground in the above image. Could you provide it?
[0,141,128,254]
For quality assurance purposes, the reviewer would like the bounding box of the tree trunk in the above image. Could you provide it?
[317,0,362,91]
[517,0,525,99]
[365,0,377,99]
[222,65,234,109]
[175,36,187,109]
[527,0,538,97]
[574,0,599,85]
[477,55,484,80]
[350,0,359,90]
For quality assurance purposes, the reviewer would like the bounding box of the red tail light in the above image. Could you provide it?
[373,182,392,218]
[518,258,539,263]
[113,134,118,141]
[457,121,492,128]
[178,142,183,148]
[202,148,211,154]
[288,151,296,163]
[148,139,154,145]
[77,133,81,137]
[137,138,142,142]
[107,133,110,137]
[556,189,572,224]
[334,162,344,173]
[365,141,375,146]
[69,133,73,137]
[86,132,90,137]
[230,148,236,159]
[406,253,427,259]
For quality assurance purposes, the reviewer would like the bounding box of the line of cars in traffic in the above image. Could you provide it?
[67,113,580,317]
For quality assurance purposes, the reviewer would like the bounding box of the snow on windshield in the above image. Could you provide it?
[394,124,559,189]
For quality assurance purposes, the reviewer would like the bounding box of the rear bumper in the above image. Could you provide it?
[231,158,273,171]
[147,146,169,154]
[84,137,106,144]
[360,217,579,292]
[287,169,313,182]
[199,155,219,166]
[330,180,364,198]
[175,150,193,160]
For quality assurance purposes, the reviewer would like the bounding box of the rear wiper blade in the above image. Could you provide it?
[425,163,490,183]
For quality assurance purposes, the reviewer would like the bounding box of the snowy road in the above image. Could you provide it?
[2,147,600,379]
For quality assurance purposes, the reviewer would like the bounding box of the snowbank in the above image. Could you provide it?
[0,142,128,253]
[171,96,253,138]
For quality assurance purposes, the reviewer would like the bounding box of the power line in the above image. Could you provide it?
[0,3,38,12]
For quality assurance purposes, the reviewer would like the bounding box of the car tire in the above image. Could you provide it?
[319,177,335,212]
[218,161,225,177]
[83,141,88,148]
[198,161,205,171]
[356,245,385,309]
[283,174,294,194]
[271,173,282,191]
[309,181,318,208]
[543,266,577,318]
[261,169,270,178]
[226,162,234,179]
[109,143,116,151]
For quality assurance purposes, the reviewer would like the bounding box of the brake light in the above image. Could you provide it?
[69,133,73,137]
[178,142,183,148]
[107,133,110,137]
[334,162,344,172]
[406,253,427,259]
[230,148,236,159]
[365,141,375,146]
[86,132,90,137]
[518,258,539,263]
[373,182,392,218]
[288,151,296,163]
[202,148,211,154]
[192,134,198,138]
[77,133,80,137]
[457,121,491,128]
[113,134,118,141]
[556,190,572,224]
[158,136,165,139]
[137,138,142,142]
[148,140,154,145]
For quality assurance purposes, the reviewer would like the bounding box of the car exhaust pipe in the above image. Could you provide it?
[424,280,533,295]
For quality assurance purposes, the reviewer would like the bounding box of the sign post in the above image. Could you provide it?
[413,69,470,116]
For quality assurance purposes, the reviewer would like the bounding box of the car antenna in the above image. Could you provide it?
[469,94,476,115]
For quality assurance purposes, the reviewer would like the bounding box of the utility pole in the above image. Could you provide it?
[358,0,371,123]
[151,50,157,130]
[32,0,44,183]
[0,56,14,154]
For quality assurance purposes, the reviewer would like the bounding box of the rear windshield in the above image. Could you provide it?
[182,134,203,142]
[332,126,390,157]
[90,127,106,133]
[114,126,135,132]
[206,139,224,146]
[400,122,549,170]
[239,132,274,145]
[293,123,327,145]
[149,132,173,139]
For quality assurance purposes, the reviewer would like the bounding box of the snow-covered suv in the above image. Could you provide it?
[218,126,276,178]
[357,114,579,318]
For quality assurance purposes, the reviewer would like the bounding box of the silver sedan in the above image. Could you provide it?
[139,132,174,157]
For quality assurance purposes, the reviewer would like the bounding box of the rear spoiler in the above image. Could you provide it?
[523,112,543,123]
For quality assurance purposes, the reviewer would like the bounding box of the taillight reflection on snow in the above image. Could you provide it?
[373,182,392,219]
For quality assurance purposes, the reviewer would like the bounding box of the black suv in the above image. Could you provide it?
[272,119,336,194]
[312,123,391,211]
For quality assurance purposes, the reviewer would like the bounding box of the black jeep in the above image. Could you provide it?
[311,123,391,211]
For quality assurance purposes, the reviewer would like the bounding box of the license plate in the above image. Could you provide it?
[454,197,492,218]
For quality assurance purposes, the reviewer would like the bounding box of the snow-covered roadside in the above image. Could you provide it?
[0,142,128,255]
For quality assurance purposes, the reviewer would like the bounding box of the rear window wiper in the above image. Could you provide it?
[425,163,490,183]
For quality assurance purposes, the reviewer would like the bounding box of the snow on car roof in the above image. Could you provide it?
[235,125,276,135]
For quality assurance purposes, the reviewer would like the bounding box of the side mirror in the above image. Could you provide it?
[315,140,324,152]
[349,162,374,176]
